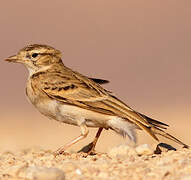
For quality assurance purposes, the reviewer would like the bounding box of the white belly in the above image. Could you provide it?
[35,99,111,128]
[30,98,136,142]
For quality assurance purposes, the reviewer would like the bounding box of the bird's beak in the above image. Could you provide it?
[5,55,19,63]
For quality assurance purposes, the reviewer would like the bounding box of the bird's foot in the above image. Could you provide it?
[53,146,70,157]
[78,142,97,156]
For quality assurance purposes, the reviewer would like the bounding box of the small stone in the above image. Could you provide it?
[3,163,28,177]
[154,143,176,154]
[108,145,137,158]
[75,169,82,175]
[20,166,65,180]
[180,174,191,180]
[135,144,153,156]
[98,172,109,178]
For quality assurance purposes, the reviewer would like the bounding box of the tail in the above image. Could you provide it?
[99,94,188,148]
[151,126,189,148]
[139,113,189,148]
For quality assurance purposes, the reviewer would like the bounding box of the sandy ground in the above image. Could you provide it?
[1,146,191,180]
[0,111,190,180]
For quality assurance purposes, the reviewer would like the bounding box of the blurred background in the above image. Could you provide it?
[0,0,191,152]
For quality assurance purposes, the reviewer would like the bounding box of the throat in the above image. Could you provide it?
[27,67,37,76]
[28,65,52,77]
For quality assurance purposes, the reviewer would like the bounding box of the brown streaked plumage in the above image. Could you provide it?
[5,44,188,155]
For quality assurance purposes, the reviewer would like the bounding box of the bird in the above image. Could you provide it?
[5,44,188,155]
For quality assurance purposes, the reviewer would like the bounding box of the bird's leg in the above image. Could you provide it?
[54,123,89,156]
[87,127,103,154]
[78,127,103,155]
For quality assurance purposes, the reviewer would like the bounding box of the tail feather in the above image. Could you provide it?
[134,119,159,141]
[139,113,189,148]
[152,127,189,148]
[104,94,188,148]
[139,113,169,129]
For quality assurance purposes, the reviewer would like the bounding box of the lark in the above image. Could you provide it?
[5,44,188,155]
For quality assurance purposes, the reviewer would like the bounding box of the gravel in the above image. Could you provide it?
[0,145,191,180]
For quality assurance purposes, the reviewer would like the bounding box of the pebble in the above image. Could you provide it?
[181,174,191,180]
[20,166,65,180]
[135,144,154,155]
[108,145,137,158]
[1,146,191,180]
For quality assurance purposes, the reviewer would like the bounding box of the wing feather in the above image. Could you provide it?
[31,66,187,145]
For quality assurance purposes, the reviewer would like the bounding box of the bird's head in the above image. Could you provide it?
[5,44,63,73]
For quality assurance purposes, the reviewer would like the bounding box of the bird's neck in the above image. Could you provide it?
[27,64,52,77]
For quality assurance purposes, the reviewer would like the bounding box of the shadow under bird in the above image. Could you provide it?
[5,44,188,155]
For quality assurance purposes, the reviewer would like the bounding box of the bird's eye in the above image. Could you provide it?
[32,53,39,58]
